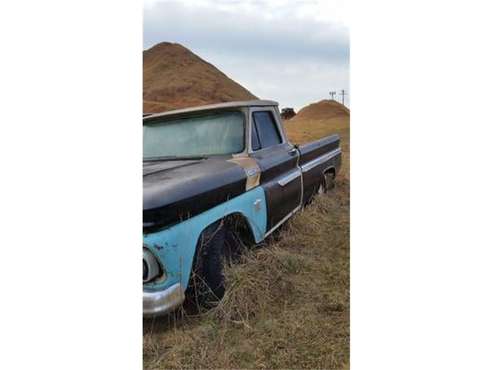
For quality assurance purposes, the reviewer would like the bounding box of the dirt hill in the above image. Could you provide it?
[290,99,349,123]
[143,42,258,113]
[284,99,350,146]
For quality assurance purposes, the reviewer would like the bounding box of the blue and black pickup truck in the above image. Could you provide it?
[143,100,342,317]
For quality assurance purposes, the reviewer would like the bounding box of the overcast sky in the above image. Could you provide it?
[144,0,349,111]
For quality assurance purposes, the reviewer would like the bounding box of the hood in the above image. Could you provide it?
[143,157,247,230]
[143,159,203,177]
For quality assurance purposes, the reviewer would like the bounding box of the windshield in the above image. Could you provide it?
[143,111,245,159]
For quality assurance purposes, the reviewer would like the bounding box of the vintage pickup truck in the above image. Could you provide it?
[143,100,341,317]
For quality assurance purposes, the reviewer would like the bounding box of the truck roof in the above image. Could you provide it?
[143,100,279,121]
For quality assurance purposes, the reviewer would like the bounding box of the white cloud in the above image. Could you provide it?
[144,0,349,110]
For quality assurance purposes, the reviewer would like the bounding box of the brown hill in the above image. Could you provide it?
[143,42,258,113]
[290,99,349,123]
[284,99,350,146]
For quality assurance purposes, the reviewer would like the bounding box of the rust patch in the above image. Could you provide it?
[228,156,261,191]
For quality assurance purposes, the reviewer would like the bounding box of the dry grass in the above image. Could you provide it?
[144,111,349,369]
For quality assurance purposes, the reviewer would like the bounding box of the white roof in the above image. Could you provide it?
[143,100,278,121]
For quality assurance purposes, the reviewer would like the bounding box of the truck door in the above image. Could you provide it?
[249,108,302,232]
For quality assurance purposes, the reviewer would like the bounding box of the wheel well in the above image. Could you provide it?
[324,166,336,177]
[189,213,256,288]
[198,213,256,251]
[223,213,257,246]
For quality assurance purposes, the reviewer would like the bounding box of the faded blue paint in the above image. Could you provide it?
[143,186,267,293]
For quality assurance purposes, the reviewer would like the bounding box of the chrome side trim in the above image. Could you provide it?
[264,205,301,238]
[277,168,302,187]
[301,148,342,173]
[143,283,185,317]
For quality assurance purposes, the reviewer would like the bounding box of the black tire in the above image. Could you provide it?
[325,171,335,190]
[317,171,336,195]
[188,221,226,309]
[223,227,244,263]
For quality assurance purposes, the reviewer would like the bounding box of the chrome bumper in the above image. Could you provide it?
[143,283,185,317]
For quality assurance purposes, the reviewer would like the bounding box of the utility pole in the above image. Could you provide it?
[329,91,336,100]
[340,89,347,106]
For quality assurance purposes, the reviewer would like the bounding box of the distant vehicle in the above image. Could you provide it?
[280,107,296,120]
[143,100,342,317]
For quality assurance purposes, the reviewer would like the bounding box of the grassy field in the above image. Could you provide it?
[144,113,350,369]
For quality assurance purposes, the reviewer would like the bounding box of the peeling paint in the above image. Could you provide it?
[228,156,261,190]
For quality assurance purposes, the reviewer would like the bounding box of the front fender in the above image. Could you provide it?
[143,186,267,293]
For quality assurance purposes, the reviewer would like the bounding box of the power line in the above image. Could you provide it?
[329,91,336,100]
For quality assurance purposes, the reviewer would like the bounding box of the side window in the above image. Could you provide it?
[252,111,282,150]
